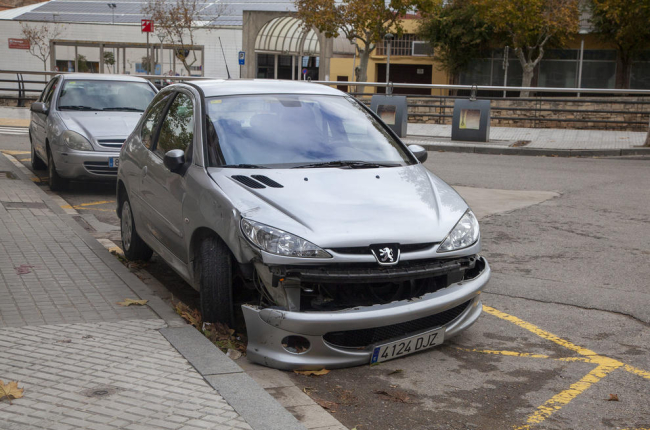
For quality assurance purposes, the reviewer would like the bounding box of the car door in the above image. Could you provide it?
[32,77,59,159]
[139,90,195,262]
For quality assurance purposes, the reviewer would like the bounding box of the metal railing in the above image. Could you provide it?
[1,71,649,130]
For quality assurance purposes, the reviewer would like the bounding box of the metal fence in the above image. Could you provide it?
[2,71,649,130]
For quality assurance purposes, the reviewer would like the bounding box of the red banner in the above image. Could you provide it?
[141,19,154,33]
[8,38,30,49]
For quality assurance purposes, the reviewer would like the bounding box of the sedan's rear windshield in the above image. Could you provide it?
[58,80,156,112]
[205,94,414,168]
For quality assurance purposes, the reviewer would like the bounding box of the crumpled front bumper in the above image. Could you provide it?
[243,257,490,370]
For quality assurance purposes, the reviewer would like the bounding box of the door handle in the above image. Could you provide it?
[142,166,148,177]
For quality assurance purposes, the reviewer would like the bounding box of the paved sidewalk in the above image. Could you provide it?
[0,152,305,430]
[407,123,648,150]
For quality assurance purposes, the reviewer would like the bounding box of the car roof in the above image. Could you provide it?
[58,73,152,83]
[187,79,346,98]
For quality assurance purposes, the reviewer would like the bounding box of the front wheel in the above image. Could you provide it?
[47,149,68,191]
[120,196,153,261]
[196,236,234,325]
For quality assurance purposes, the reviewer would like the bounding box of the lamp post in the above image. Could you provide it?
[107,3,116,24]
[384,33,394,95]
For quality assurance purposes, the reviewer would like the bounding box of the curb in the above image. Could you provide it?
[0,152,308,430]
[418,143,650,157]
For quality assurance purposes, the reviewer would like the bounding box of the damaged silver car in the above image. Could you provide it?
[117,80,490,370]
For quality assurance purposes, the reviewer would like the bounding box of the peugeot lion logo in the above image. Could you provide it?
[378,247,394,263]
[371,244,400,266]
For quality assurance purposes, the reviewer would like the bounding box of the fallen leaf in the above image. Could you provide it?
[303,387,316,394]
[607,394,619,401]
[374,389,414,403]
[117,298,148,307]
[388,369,403,375]
[0,380,24,404]
[226,349,242,360]
[294,369,331,376]
[314,397,338,410]
[14,265,34,275]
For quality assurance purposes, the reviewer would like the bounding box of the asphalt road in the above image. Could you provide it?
[2,129,649,430]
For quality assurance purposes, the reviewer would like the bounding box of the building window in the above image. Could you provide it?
[631,51,650,89]
[459,49,523,87]
[376,34,429,56]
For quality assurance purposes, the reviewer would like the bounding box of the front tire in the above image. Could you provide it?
[47,148,68,191]
[120,196,153,261]
[196,236,234,325]
[30,136,46,170]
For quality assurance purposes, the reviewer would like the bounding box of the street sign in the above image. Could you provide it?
[141,19,154,33]
[302,68,307,75]
[238,51,245,66]
[8,38,29,49]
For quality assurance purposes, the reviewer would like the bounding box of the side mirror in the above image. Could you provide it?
[30,102,49,115]
[408,145,428,163]
[163,149,186,173]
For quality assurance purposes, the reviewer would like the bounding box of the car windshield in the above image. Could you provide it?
[205,94,414,168]
[58,80,156,112]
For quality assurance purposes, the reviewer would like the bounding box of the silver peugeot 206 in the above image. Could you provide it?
[29,73,157,190]
[117,80,490,370]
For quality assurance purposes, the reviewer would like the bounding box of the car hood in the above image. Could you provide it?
[208,164,469,247]
[57,111,143,141]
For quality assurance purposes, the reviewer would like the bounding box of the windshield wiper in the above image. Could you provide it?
[221,164,269,169]
[58,105,96,111]
[292,160,400,169]
[102,107,144,112]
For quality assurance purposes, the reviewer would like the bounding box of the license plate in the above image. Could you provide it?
[370,328,445,364]
[109,157,119,168]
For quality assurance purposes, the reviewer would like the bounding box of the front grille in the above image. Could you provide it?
[323,300,471,348]
[331,243,435,255]
[97,139,124,149]
[83,161,117,176]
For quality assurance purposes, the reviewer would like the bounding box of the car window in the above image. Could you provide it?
[154,93,194,158]
[205,94,413,168]
[141,92,173,149]
[58,80,156,112]
[42,77,59,105]
[39,79,54,102]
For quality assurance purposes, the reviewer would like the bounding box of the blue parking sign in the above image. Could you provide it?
[238,51,245,66]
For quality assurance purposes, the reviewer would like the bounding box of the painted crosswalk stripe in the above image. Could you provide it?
[0,126,29,135]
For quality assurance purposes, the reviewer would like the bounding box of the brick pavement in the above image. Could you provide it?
[0,152,258,429]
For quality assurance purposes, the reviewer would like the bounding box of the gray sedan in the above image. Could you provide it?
[29,73,157,190]
[117,80,490,370]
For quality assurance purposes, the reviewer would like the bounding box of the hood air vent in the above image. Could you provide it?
[251,175,283,188]
[232,175,266,188]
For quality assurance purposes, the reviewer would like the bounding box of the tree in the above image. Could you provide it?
[76,54,89,72]
[142,0,226,76]
[590,0,650,89]
[103,51,116,73]
[473,0,580,97]
[295,0,417,94]
[20,22,64,74]
[418,0,493,85]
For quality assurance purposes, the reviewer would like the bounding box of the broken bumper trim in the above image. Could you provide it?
[242,257,490,370]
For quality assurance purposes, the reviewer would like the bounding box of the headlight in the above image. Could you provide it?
[438,210,479,252]
[61,131,93,151]
[241,219,331,258]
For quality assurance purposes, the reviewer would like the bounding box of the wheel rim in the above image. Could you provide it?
[121,201,133,251]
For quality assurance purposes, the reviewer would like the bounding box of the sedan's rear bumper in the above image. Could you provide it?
[243,257,490,370]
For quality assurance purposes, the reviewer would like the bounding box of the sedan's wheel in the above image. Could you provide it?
[120,197,153,261]
[30,136,46,170]
[196,236,234,325]
[47,149,68,191]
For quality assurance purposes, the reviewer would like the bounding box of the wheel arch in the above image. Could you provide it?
[116,179,127,218]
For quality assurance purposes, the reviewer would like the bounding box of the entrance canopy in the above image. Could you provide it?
[255,16,319,55]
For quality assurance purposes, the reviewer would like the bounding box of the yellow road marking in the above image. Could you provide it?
[478,306,650,429]
[61,200,115,212]
[0,150,30,155]
[514,363,622,430]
